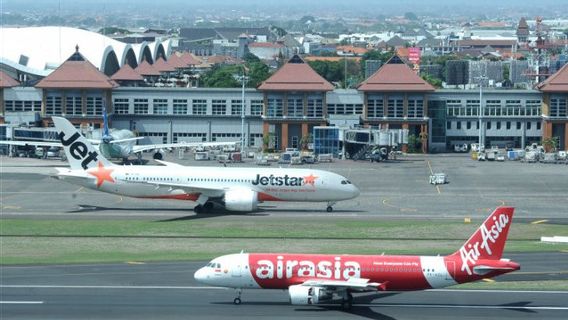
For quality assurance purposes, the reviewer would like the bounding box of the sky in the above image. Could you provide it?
[1,0,566,18]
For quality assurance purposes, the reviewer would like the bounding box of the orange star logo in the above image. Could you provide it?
[87,162,115,188]
[303,174,318,187]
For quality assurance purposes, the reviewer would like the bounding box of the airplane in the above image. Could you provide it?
[0,110,238,162]
[194,207,520,309]
[52,116,360,213]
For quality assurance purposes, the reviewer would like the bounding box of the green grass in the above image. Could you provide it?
[1,217,566,265]
[1,217,566,239]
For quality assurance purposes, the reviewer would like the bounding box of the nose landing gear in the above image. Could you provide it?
[233,288,242,305]
[326,201,337,213]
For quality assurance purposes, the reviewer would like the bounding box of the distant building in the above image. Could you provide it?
[516,17,530,43]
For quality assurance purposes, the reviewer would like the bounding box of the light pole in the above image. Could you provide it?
[476,75,487,151]
[239,72,249,151]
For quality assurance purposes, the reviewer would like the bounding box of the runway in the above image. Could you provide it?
[2,253,567,320]
[2,154,568,220]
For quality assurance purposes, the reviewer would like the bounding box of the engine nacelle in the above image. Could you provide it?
[288,285,332,305]
[223,188,258,212]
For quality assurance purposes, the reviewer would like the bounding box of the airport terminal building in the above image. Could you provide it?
[1,43,568,153]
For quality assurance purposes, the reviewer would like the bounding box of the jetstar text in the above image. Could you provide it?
[252,174,304,186]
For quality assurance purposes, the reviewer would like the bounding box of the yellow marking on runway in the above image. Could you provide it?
[74,187,84,193]
[531,219,549,225]
[427,160,434,175]
[482,278,496,283]
[436,185,441,194]
[498,200,506,206]
[116,196,123,203]
[126,261,146,265]
[400,208,417,212]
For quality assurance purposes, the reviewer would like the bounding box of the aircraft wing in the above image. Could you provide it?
[131,141,239,154]
[0,140,62,148]
[134,180,226,198]
[300,278,384,292]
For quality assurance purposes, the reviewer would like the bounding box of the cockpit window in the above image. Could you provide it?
[341,180,352,185]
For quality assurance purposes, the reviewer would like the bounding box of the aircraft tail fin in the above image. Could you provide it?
[451,207,515,261]
[52,117,114,170]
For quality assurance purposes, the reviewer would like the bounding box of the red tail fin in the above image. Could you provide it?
[452,207,515,262]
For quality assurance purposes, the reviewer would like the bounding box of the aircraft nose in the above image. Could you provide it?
[194,267,208,283]
[351,185,360,199]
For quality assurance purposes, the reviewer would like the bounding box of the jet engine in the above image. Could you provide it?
[288,285,332,305]
[153,151,164,160]
[223,188,258,211]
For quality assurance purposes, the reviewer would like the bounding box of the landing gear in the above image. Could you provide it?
[194,202,214,214]
[326,201,336,213]
[341,292,353,310]
[233,289,242,305]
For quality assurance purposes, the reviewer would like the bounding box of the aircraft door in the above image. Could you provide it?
[231,262,242,277]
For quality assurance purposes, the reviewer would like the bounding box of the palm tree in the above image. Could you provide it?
[542,136,558,152]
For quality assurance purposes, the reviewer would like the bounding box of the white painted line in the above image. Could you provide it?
[427,288,568,294]
[354,303,568,311]
[0,301,44,304]
[1,285,227,290]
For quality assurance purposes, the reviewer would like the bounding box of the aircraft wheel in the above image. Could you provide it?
[326,206,333,213]
[153,152,163,160]
[194,205,203,214]
[233,298,241,305]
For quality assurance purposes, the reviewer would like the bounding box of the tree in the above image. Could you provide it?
[421,73,443,88]
[542,136,559,152]
[404,12,419,21]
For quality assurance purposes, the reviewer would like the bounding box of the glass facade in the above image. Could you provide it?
[313,127,340,157]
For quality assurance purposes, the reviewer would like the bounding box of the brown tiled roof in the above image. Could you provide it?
[167,53,189,69]
[358,57,435,92]
[36,51,118,89]
[180,52,201,66]
[135,60,161,76]
[258,55,334,91]
[304,56,361,63]
[153,57,176,72]
[0,70,19,88]
[537,63,568,92]
[111,64,144,81]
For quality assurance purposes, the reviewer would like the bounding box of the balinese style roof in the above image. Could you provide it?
[0,70,19,88]
[180,52,201,66]
[358,55,435,92]
[153,57,176,72]
[258,55,334,92]
[537,63,568,92]
[135,60,161,76]
[35,49,118,89]
[166,53,189,69]
[111,64,144,81]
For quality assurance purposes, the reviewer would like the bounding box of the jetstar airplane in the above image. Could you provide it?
[1,110,237,162]
[194,207,520,309]
[52,116,360,213]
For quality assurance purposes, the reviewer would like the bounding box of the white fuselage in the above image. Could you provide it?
[59,165,360,203]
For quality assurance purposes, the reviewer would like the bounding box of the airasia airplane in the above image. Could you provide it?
[194,207,520,309]
[52,116,359,213]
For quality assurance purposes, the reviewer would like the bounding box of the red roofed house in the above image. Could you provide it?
[35,46,118,127]
[258,55,334,151]
[536,63,568,150]
[111,64,144,87]
[358,55,435,152]
[1,70,20,123]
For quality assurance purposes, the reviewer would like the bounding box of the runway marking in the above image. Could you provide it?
[74,187,84,193]
[531,219,549,225]
[0,285,227,290]
[353,303,568,311]
[126,261,146,265]
[0,301,44,304]
[2,205,21,210]
[482,278,495,283]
